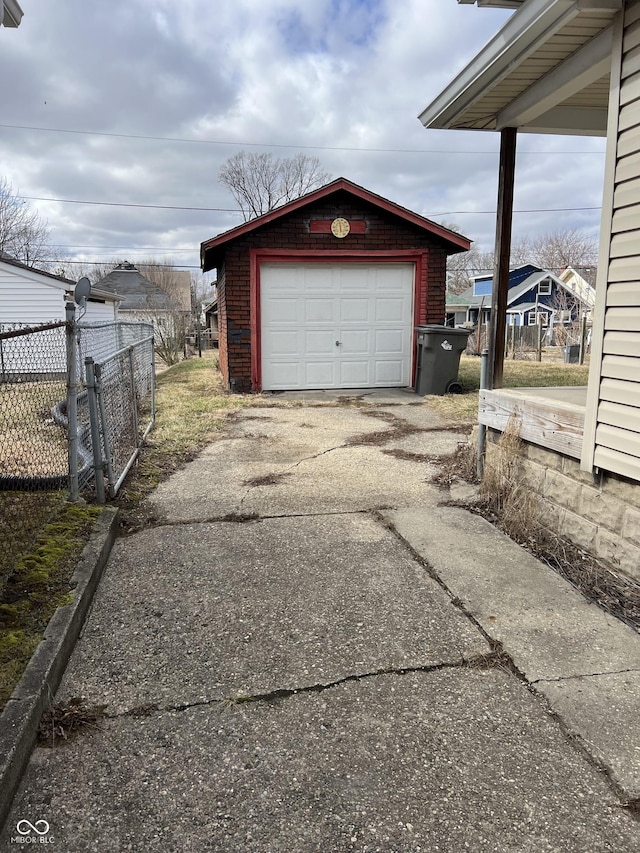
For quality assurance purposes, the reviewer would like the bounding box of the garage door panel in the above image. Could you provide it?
[375,329,405,354]
[263,297,300,324]
[340,330,371,354]
[305,298,334,323]
[261,263,413,390]
[340,361,370,385]
[265,330,300,356]
[305,330,335,355]
[375,360,405,384]
[306,361,336,386]
[268,362,301,388]
[340,298,370,323]
[304,266,337,291]
[375,297,408,323]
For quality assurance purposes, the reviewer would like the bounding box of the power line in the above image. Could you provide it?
[20,195,240,213]
[0,122,607,156]
[20,194,602,217]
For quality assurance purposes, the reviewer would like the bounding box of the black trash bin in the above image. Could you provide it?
[563,344,580,364]
[415,325,472,396]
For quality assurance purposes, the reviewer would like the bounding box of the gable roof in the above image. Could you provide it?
[419,0,619,136]
[454,263,594,310]
[200,177,471,272]
[0,255,119,303]
[95,262,173,311]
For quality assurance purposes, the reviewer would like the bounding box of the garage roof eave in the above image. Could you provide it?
[418,0,620,133]
[200,177,471,272]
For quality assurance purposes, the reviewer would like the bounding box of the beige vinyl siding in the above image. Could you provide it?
[584,0,640,482]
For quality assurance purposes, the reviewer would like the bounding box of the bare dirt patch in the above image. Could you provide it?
[243,472,290,487]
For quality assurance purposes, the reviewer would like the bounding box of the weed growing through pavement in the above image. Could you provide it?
[38,697,106,747]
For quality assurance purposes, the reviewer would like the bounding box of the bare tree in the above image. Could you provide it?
[510,228,598,281]
[440,222,493,295]
[137,259,193,366]
[219,151,332,221]
[0,178,52,267]
[446,227,599,294]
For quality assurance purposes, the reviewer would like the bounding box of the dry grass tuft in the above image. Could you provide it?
[430,440,478,488]
[38,697,106,747]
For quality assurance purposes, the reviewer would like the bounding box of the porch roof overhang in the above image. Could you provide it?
[2,0,24,27]
[419,0,621,137]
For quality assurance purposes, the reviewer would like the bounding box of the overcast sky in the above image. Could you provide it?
[0,0,607,280]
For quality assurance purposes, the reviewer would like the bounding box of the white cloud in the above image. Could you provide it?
[0,0,607,273]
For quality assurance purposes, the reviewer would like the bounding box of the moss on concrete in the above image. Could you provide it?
[0,502,101,710]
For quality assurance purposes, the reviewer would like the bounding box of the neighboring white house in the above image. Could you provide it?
[0,256,119,325]
[558,266,597,321]
[0,256,120,376]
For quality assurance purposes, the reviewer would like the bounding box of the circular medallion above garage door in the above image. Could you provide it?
[260,262,414,391]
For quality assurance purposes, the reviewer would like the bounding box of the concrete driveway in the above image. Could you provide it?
[2,392,639,852]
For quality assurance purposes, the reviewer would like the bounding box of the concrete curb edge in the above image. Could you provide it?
[0,506,119,832]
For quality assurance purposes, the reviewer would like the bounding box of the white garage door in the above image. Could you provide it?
[260,263,414,390]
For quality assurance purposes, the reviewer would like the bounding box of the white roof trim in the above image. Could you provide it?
[419,0,621,132]
[2,0,24,27]
[496,24,613,129]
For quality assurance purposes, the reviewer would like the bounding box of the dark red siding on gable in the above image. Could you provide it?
[216,196,453,392]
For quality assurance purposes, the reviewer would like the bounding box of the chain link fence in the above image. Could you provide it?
[84,328,155,500]
[0,317,155,589]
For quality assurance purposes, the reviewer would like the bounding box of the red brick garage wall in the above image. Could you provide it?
[219,195,452,392]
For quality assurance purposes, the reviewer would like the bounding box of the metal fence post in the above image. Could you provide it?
[85,357,106,504]
[94,363,117,498]
[65,301,79,501]
[128,346,139,446]
[151,337,156,424]
[477,348,489,480]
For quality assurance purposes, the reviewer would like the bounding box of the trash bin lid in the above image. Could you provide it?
[415,325,472,337]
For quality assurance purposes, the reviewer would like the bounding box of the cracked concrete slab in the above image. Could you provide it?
[386,505,640,682]
[146,406,446,523]
[56,514,488,713]
[385,504,640,800]
[535,670,640,799]
[4,669,637,852]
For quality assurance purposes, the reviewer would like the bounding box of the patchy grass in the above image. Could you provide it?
[0,501,102,710]
[115,353,249,527]
[423,355,590,423]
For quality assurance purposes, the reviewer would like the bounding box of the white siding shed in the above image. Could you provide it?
[0,258,119,326]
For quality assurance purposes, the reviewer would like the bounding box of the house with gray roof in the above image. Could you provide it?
[94,262,173,313]
[446,263,595,330]
[95,262,192,365]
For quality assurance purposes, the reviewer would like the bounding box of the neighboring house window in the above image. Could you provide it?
[528,311,548,326]
[538,279,552,296]
[555,309,572,324]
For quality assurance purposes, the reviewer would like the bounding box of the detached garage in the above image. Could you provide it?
[201,178,470,392]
